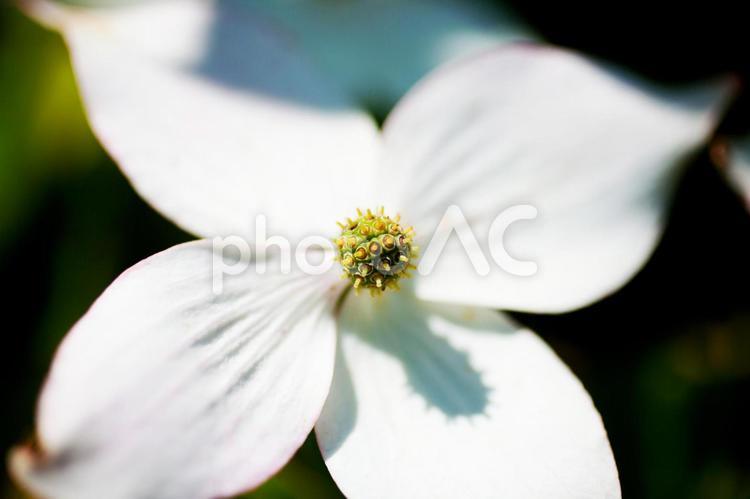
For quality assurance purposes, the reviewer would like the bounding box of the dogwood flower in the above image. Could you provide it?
[12,2,734,499]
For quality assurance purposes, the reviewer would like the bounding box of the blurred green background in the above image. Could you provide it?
[1,2,749,498]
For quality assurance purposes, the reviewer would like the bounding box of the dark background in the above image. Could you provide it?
[1,1,749,497]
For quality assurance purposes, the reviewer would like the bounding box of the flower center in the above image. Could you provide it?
[335,207,417,295]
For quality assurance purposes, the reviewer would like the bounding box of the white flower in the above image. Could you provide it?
[12,1,734,498]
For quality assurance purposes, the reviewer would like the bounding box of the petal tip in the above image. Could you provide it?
[7,443,44,495]
[18,0,68,30]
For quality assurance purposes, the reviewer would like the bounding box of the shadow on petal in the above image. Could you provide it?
[192,0,354,111]
[316,341,358,457]
[341,288,493,419]
[193,1,535,113]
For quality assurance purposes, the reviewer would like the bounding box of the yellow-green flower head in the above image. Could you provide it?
[335,207,417,295]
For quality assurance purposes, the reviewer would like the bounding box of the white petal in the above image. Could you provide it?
[379,45,734,313]
[10,241,342,499]
[250,0,534,108]
[23,0,380,239]
[316,290,620,499]
[725,136,750,210]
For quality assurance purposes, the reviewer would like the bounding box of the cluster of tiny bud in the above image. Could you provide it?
[335,207,417,296]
